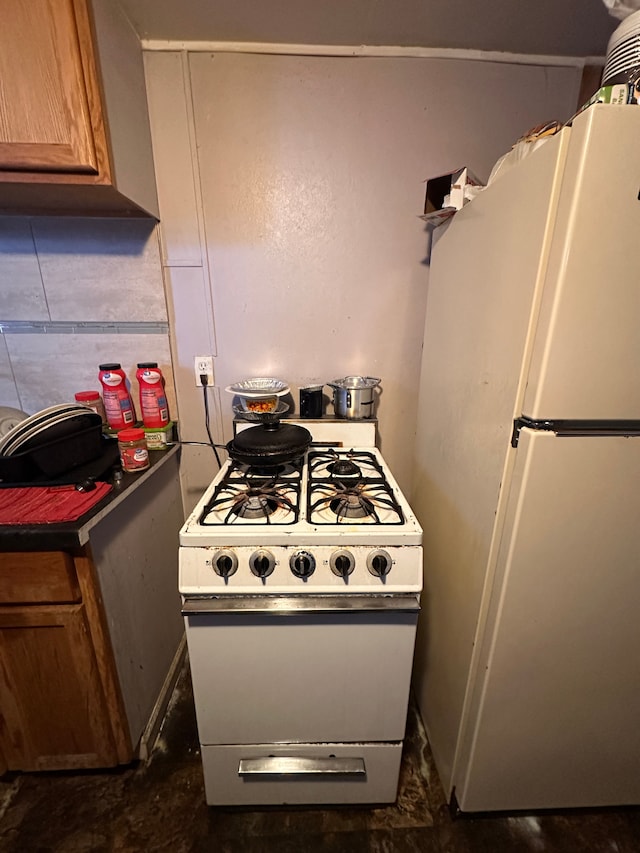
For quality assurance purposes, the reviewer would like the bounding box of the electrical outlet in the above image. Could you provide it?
[194,356,214,387]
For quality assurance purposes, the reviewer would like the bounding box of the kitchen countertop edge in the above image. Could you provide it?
[0,444,181,553]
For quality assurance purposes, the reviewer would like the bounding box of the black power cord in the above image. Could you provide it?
[200,373,223,469]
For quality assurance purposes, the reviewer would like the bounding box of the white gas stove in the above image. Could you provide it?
[178,420,423,806]
[179,447,422,596]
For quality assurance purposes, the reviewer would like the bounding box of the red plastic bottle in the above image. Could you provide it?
[98,363,136,430]
[136,362,170,428]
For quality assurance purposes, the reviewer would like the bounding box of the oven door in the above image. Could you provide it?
[182,594,419,745]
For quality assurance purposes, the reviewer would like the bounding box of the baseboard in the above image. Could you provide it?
[137,633,187,761]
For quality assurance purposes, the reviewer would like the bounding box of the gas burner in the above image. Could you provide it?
[226,459,303,481]
[308,449,385,482]
[231,492,280,519]
[327,459,362,479]
[330,492,374,519]
[308,480,405,525]
[245,466,285,478]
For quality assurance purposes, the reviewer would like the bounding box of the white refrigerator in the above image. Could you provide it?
[411,104,640,813]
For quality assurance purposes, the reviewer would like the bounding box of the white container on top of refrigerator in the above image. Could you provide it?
[411,104,640,814]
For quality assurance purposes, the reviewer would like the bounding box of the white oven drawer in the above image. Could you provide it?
[201,742,403,805]
[185,608,418,744]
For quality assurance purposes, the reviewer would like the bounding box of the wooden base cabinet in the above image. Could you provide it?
[0,551,131,772]
[0,0,159,217]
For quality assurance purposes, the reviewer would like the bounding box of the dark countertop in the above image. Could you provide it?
[0,443,181,553]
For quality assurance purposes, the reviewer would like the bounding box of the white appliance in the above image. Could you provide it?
[411,104,640,813]
[179,420,423,806]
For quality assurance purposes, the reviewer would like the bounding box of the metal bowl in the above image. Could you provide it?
[226,377,289,397]
[233,401,289,424]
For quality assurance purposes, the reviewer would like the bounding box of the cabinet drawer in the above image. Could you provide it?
[0,552,80,604]
[201,742,403,806]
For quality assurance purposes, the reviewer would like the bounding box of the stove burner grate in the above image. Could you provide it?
[199,473,300,525]
[308,479,405,525]
[241,465,285,478]
[308,449,385,481]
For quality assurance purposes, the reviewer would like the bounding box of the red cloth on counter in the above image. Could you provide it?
[0,483,112,524]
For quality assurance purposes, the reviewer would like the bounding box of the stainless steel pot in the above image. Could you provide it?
[328,376,381,419]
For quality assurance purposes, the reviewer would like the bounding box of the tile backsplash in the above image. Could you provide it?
[0,219,48,322]
[0,217,175,418]
[5,331,175,417]
[31,218,167,323]
[0,335,20,409]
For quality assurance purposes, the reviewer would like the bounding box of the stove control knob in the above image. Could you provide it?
[290,550,316,579]
[249,549,276,578]
[212,549,238,578]
[366,549,393,580]
[329,549,355,579]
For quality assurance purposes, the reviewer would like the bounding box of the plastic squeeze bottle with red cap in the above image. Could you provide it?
[136,362,170,428]
[98,363,136,430]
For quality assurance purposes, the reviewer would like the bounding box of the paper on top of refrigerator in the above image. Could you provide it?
[420,167,484,225]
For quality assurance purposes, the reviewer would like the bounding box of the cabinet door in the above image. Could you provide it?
[0,551,79,604]
[0,603,120,771]
[0,0,99,173]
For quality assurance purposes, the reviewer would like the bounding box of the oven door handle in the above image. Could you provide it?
[238,756,366,777]
[181,593,420,615]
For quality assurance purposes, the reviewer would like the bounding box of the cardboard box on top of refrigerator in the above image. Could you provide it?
[420,167,484,225]
[568,83,639,125]
[589,83,638,106]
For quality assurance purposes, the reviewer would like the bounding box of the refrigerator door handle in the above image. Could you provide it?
[512,417,640,447]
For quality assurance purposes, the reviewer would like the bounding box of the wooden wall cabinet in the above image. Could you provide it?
[0,0,159,217]
[0,551,131,772]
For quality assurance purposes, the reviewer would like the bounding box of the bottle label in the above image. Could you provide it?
[140,386,169,427]
[120,446,149,472]
[101,372,123,387]
[103,387,134,429]
[141,370,162,384]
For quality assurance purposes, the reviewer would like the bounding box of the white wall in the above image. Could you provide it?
[145,50,581,502]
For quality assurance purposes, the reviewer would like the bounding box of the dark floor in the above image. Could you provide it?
[2,662,640,853]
